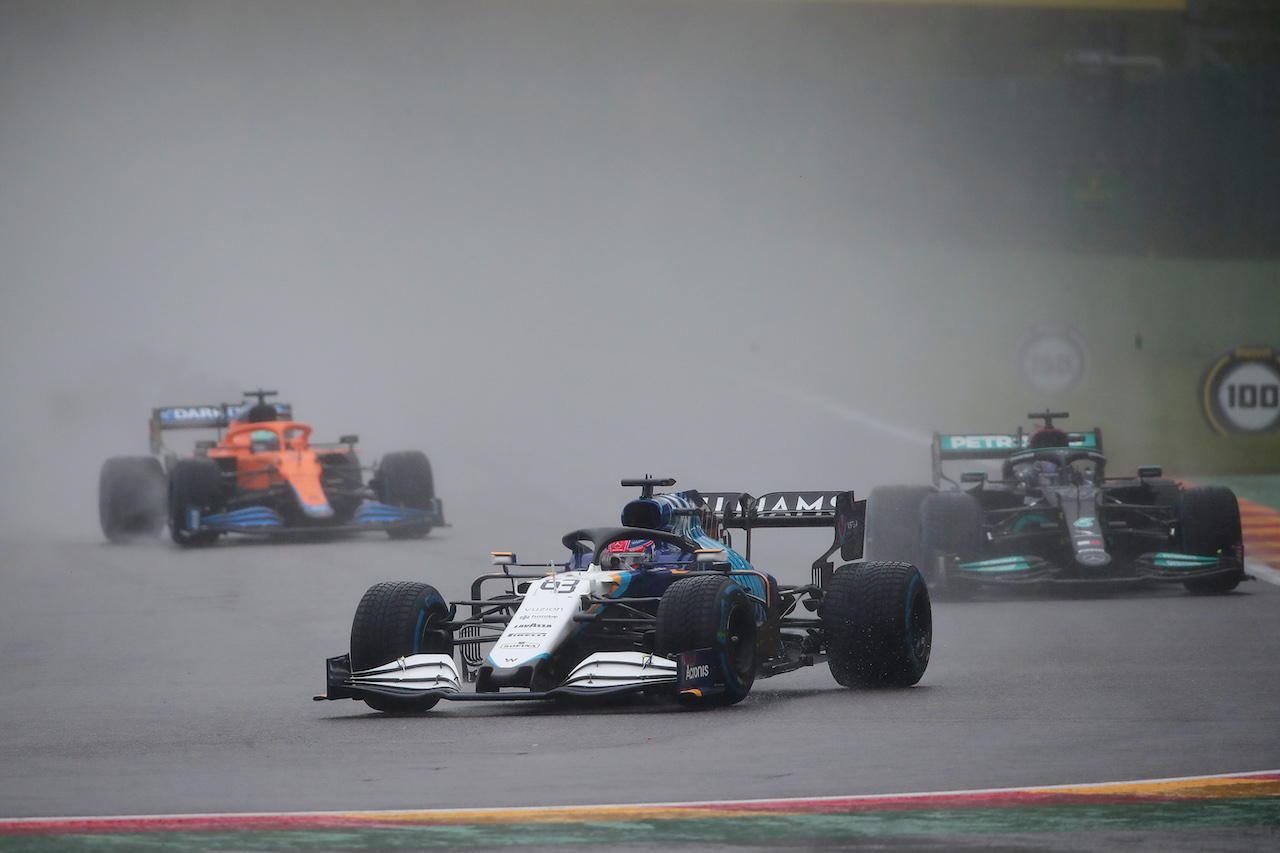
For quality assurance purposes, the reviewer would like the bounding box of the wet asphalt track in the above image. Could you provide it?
[2,520,1279,823]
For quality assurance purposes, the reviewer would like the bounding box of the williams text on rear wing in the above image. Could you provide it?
[701,490,866,587]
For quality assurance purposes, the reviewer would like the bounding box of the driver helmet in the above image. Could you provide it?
[603,539,655,569]
[1034,459,1059,486]
[250,429,280,452]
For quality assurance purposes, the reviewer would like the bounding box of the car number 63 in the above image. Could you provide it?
[539,577,581,594]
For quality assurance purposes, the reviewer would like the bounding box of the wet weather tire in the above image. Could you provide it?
[374,451,436,539]
[1179,486,1244,595]
[655,574,757,708]
[920,491,983,600]
[822,561,932,688]
[99,456,166,542]
[168,458,223,548]
[350,581,452,712]
[864,485,936,567]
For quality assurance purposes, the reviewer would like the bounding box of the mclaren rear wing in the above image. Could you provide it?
[148,402,292,454]
[700,491,866,588]
[931,428,1102,486]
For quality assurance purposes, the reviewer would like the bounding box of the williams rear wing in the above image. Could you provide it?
[700,491,866,588]
[931,429,1102,486]
[149,402,292,454]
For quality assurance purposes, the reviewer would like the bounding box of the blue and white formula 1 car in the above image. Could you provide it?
[317,478,932,712]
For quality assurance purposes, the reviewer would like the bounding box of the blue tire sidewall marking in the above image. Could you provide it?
[413,594,446,655]
[905,573,919,640]
[719,585,749,695]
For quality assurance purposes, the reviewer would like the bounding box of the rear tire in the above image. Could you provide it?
[168,458,223,547]
[864,485,936,567]
[1179,486,1244,595]
[920,491,983,600]
[350,581,452,712]
[374,451,436,539]
[822,561,931,688]
[655,574,757,708]
[99,456,166,542]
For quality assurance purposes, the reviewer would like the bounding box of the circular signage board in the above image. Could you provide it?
[1200,345,1280,435]
[1017,326,1089,394]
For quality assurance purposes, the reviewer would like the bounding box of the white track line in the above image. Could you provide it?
[2,769,1278,826]
[1247,561,1280,586]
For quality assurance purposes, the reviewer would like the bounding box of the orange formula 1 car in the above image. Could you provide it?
[98,390,444,547]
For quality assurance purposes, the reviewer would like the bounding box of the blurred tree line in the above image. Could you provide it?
[829,0,1279,258]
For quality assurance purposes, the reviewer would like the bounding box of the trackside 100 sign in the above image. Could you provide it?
[1201,346,1280,435]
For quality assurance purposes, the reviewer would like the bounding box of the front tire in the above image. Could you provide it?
[373,451,436,539]
[822,561,932,688]
[655,574,757,708]
[864,485,936,567]
[99,456,166,542]
[1179,486,1244,595]
[168,458,223,548]
[350,581,452,712]
[920,491,983,600]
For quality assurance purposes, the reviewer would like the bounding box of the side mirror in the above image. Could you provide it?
[960,471,987,484]
[491,552,516,566]
[339,434,359,446]
[1137,466,1162,479]
[695,548,727,563]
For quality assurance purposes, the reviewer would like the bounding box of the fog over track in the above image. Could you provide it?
[0,1,970,543]
[2,0,1277,828]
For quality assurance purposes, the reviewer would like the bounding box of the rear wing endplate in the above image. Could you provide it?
[932,428,1102,485]
[700,491,866,587]
[149,402,292,454]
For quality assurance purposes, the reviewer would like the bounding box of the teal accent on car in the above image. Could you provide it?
[958,557,1031,572]
[938,432,1098,451]
[1012,514,1050,532]
[1152,553,1219,568]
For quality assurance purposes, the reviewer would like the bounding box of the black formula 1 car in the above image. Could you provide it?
[864,412,1245,596]
[98,390,445,546]
[317,477,932,712]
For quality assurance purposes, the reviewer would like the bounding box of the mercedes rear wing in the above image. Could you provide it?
[700,490,866,588]
[148,402,292,454]
[931,428,1102,486]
